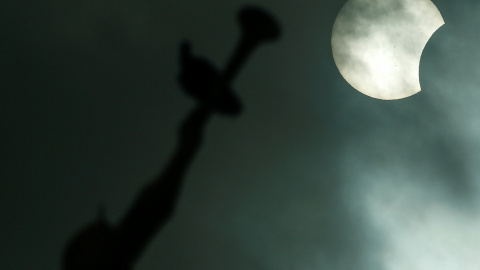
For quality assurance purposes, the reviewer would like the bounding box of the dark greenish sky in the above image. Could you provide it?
[2,0,480,269]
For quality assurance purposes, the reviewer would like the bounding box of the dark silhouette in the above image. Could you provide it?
[179,41,242,116]
[62,6,281,270]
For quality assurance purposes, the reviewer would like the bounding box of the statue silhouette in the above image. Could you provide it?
[62,6,281,270]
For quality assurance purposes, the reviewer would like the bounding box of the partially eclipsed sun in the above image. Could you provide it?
[331,0,445,100]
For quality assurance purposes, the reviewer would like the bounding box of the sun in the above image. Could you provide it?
[331,0,445,100]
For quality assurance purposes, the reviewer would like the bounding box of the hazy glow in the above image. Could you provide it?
[331,0,445,100]
[364,179,480,270]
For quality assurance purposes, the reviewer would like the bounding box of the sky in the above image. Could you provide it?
[2,0,480,269]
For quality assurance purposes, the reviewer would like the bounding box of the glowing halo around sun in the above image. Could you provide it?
[331,0,445,100]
